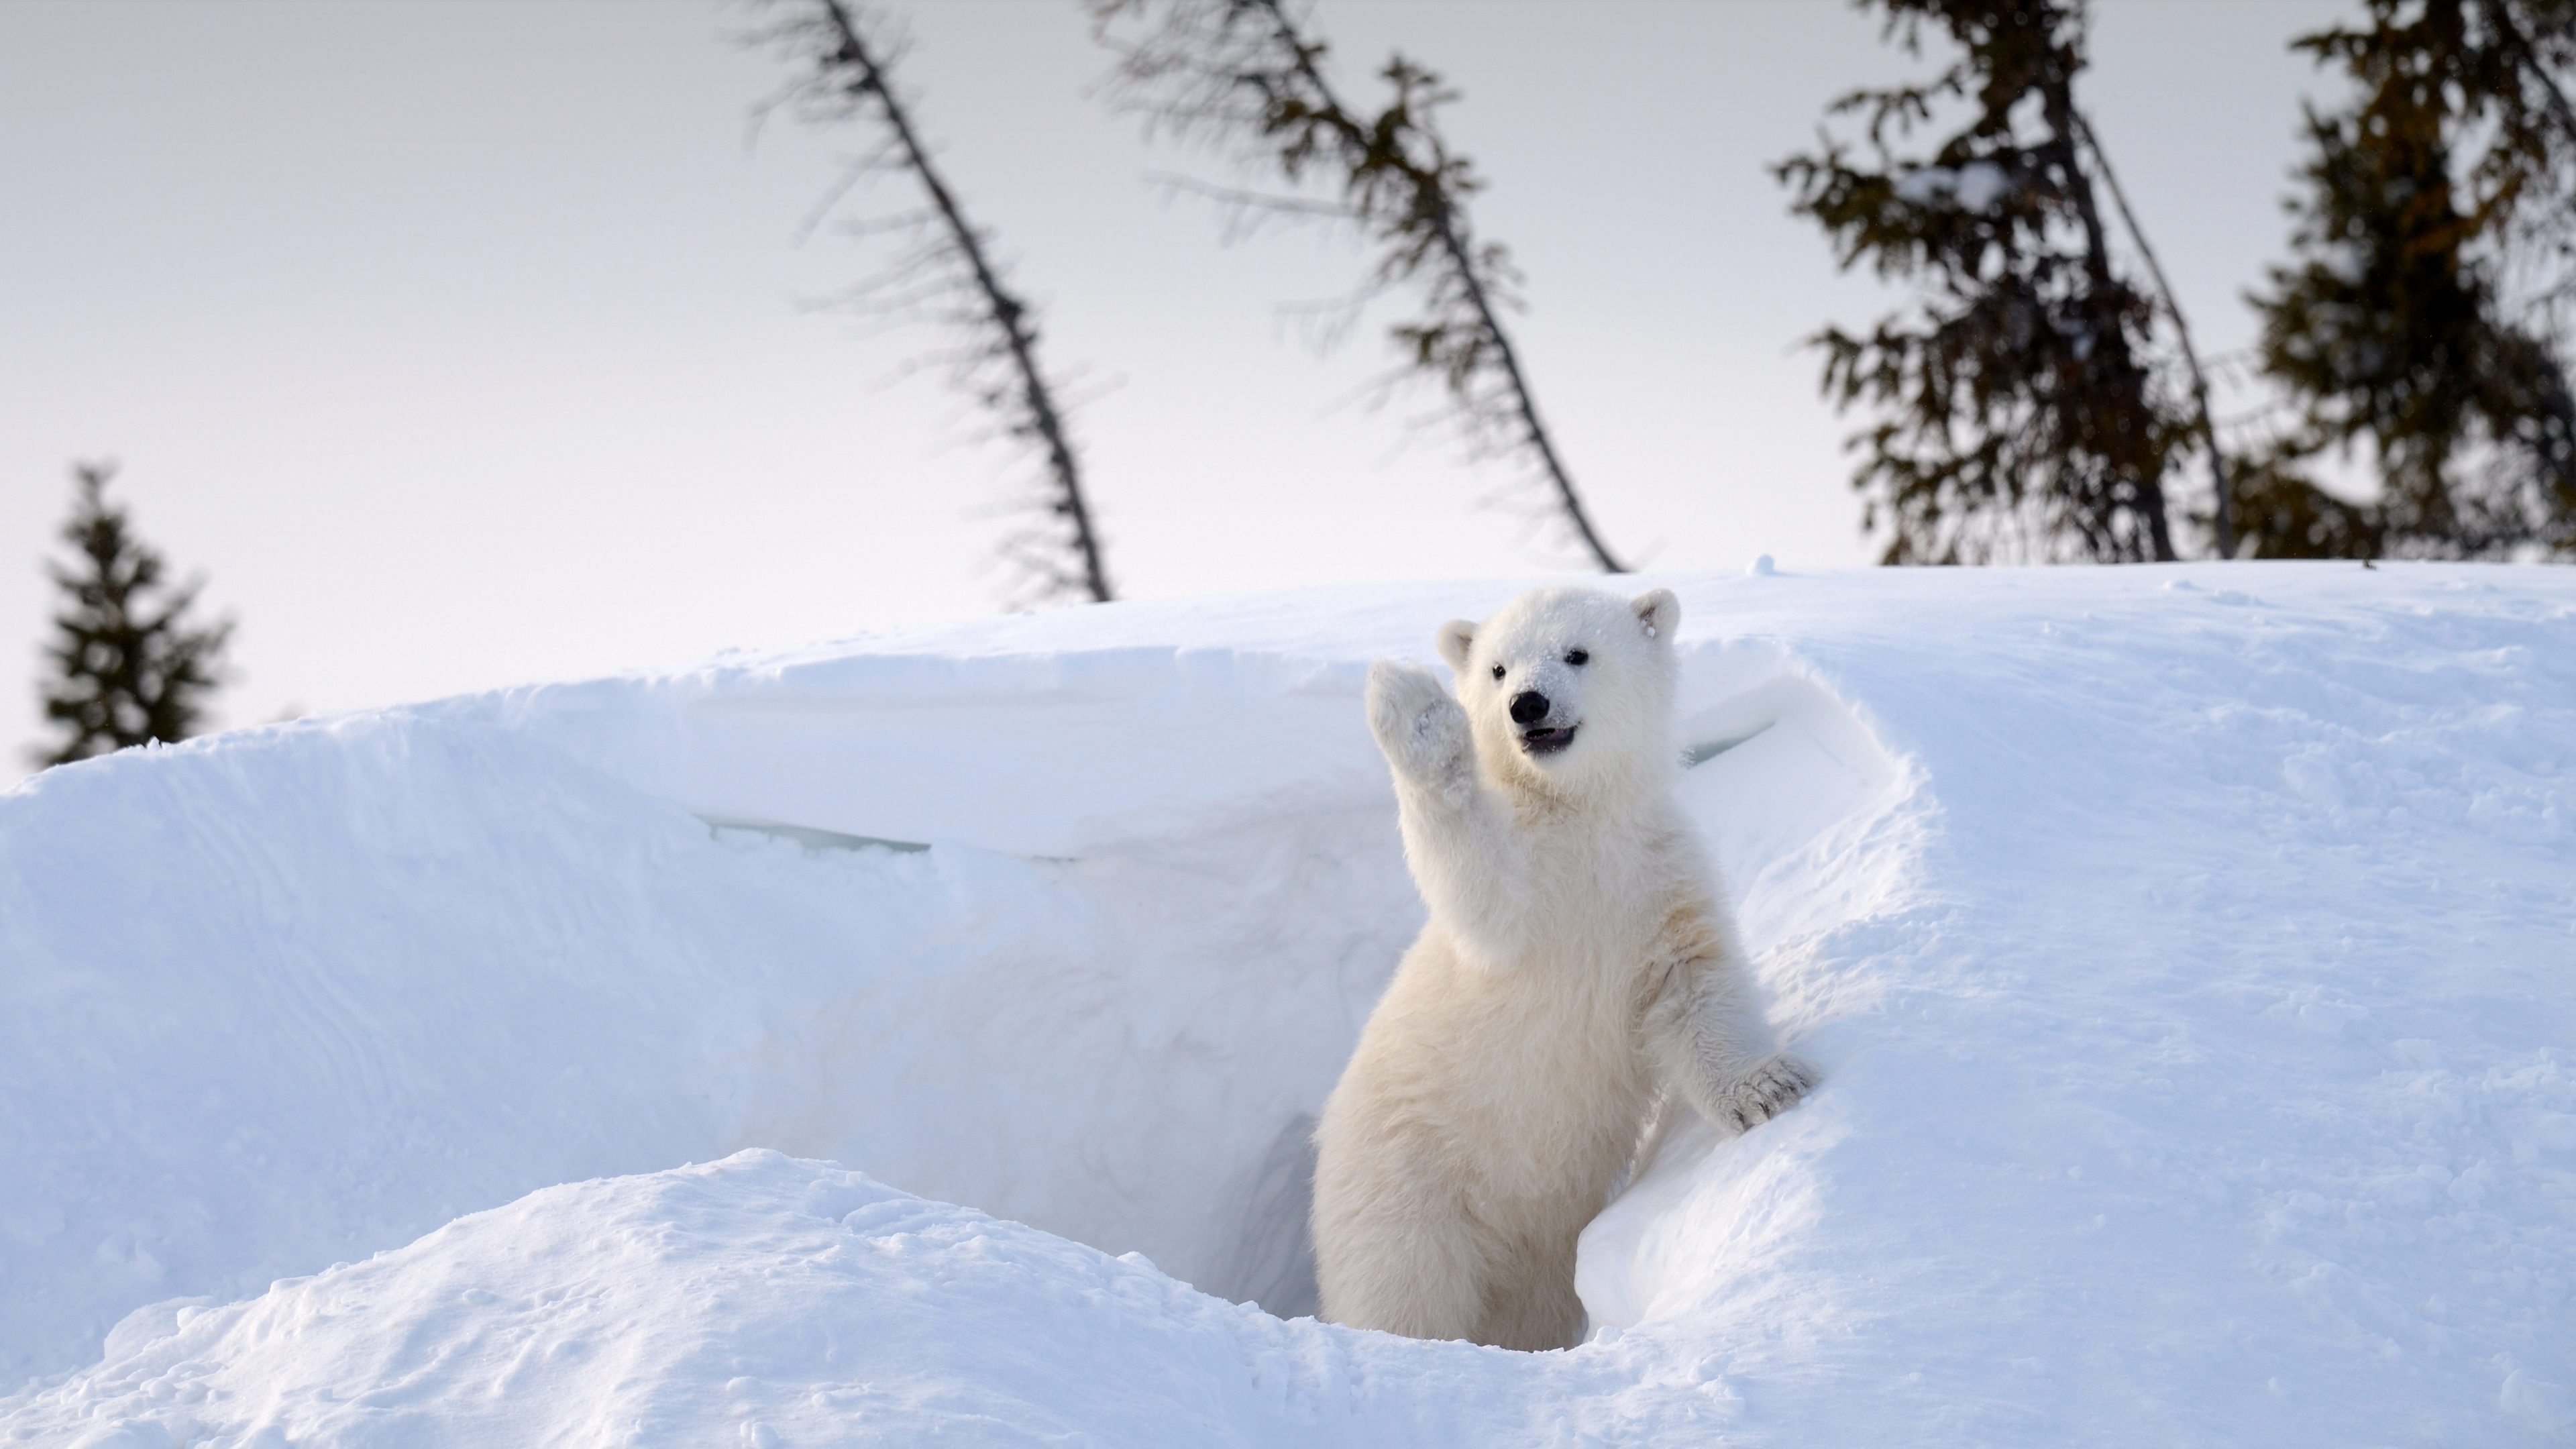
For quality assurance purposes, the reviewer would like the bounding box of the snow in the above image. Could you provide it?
[4,563,2572,1446]
[1894,159,2013,212]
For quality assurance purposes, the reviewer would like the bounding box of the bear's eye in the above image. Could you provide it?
[1490,663,1507,681]
[1565,649,1589,666]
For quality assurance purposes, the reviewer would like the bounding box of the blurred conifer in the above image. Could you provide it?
[35,462,232,767]
[2243,0,2576,559]
[1777,0,2186,565]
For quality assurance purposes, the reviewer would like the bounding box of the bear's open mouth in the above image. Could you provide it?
[1519,724,1578,756]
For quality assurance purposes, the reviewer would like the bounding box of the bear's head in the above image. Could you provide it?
[1436,586,1680,801]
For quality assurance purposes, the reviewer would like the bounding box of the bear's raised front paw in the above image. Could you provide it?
[1366,660,1470,781]
[1716,1053,1820,1134]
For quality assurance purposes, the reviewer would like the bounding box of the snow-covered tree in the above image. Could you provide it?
[1777,0,2185,565]
[35,462,232,767]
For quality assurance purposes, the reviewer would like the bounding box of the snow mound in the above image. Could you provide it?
[5,564,2573,1446]
[3,1152,1483,1448]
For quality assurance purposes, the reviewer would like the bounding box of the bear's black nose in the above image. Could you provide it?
[1509,690,1550,725]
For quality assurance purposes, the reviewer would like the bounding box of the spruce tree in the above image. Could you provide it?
[1776,0,2185,565]
[763,0,1115,605]
[1091,0,1629,572]
[35,462,232,767]
[2243,0,2576,559]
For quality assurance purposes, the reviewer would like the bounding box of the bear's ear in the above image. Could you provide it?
[1436,619,1477,675]
[1632,588,1679,643]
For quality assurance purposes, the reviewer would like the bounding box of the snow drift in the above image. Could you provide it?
[3,564,2571,1446]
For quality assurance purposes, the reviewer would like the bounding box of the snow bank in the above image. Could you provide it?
[5,564,2571,1446]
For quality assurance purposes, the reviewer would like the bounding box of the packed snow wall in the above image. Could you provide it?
[0,578,1908,1385]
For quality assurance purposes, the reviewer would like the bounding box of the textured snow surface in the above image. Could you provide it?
[3,564,2572,1446]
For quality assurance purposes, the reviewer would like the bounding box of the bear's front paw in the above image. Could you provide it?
[1366,660,1470,782]
[1714,1053,1819,1134]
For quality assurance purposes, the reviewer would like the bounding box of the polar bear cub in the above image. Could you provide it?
[1311,585,1816,1351]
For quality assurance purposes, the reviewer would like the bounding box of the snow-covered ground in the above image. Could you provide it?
[3,563,2571,1447]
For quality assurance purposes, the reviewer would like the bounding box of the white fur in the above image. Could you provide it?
[1312,586,1817,1350]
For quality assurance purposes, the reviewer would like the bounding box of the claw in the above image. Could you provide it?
[1719,1054,1820,1134]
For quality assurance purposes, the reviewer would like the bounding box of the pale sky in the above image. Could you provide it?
[3,0,2347,775]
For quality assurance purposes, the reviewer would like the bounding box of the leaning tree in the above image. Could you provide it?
[1091,0,1629,572]
[762,0,1116,604]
